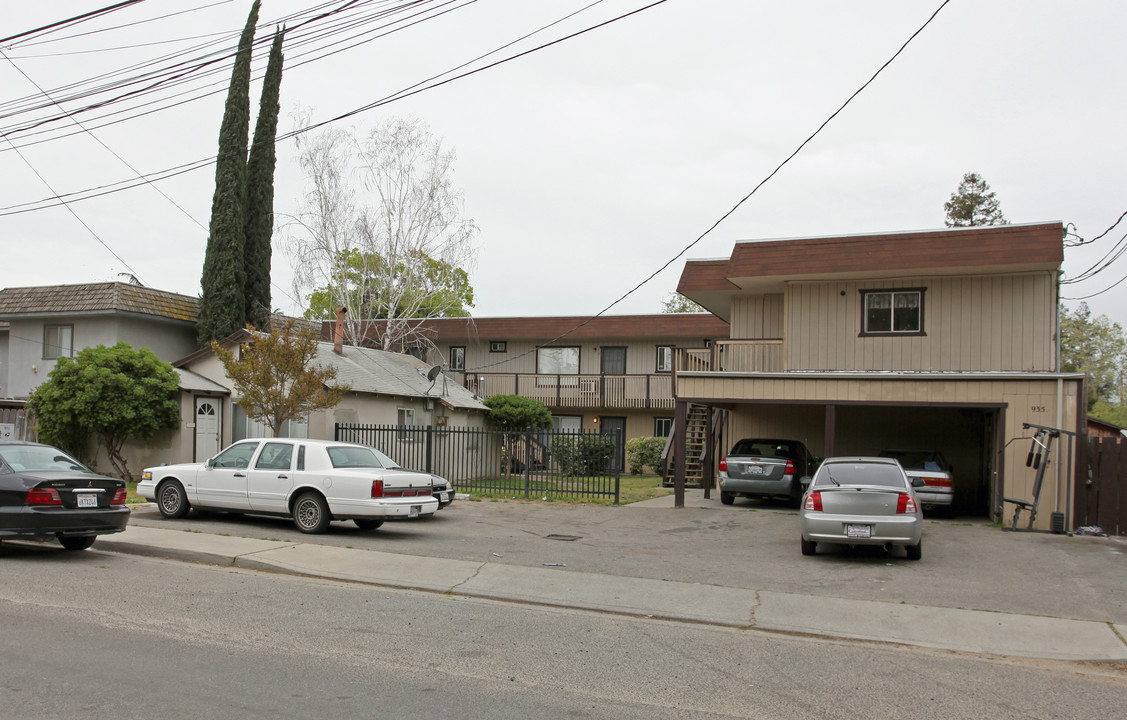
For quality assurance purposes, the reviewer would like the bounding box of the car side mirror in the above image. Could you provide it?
[206,458,217,468]
[800,476,812,490]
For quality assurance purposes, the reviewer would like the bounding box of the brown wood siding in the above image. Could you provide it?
[786,273,1056,372]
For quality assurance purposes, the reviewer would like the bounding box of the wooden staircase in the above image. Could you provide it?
[663,404,709,488]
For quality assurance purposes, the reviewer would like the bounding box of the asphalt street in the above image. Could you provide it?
[89,490,1127,662]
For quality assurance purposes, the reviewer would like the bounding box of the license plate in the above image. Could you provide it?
[76,494,97,508]
[439,492,449,503]
[747,464,766,475]
[409,505,421,518]
[846,524,871,538]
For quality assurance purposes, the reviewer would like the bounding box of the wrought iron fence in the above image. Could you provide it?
[335,423,621,502]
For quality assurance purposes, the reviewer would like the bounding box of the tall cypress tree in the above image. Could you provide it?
[244,26,284,330]
[198,0,260,346]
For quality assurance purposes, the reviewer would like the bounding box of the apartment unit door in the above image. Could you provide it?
[601,346,626,375]
[600,416,626,473]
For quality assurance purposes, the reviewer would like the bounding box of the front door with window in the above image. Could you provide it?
[600,416,626,472]
[194,397,221,461]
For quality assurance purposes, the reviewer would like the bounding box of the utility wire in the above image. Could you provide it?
[465,0,954,372]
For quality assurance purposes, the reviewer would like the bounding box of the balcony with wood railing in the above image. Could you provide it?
[676,339,784,373]
[460,372,674,410]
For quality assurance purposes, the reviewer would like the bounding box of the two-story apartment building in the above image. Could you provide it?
[670,222,1083,530]
[349,314,730,467]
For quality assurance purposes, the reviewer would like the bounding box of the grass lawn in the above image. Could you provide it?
[462,474,672,506]
[126,482,145,504]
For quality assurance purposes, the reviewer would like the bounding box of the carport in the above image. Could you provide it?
[673,371,1085,528]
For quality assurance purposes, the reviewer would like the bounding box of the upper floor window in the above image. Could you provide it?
[489,341,507,353]
[861,289,925,335]
[449,346,465,371]
[537,346,579,375]
[43,325,73,359]
[656,345,673,373]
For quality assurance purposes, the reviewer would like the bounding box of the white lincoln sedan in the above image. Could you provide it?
[139,439,438,533]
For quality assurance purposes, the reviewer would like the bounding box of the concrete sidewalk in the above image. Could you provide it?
[97,523,1127,662]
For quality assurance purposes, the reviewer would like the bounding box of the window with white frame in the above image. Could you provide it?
[861,289,925,335]
[449,346,465,371]
[232,404,308,441]
[537,346,579,375]
[43,325,73,359]
[656,345,673,373]
[397,407,415,440]
[654,417,673,438]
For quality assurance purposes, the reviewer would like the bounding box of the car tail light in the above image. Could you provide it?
[111,489,127,505]
[26,488,62,505]
[718,457,728,472]
[803,491,822,512]
[922,477,952,487]
[896,493,918,514]
[371,480,385,499]
[784,459,796,475]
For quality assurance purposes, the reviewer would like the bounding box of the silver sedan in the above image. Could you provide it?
[799,457,924,560]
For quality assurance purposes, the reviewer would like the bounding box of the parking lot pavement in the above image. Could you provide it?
[107,491,1127,660]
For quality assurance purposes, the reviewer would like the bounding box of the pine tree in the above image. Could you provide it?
[198,0,260,346]
[245,26,284,330]
[943,172,1008,227]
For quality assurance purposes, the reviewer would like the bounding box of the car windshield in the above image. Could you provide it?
[880,450,945,471]
[730,440,796,458]
[327,446,385,469]
[816,462,906,489]
[0,445,92,473]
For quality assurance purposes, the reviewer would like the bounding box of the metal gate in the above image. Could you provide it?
[335,423,622,502]
[1077,436,1127,536]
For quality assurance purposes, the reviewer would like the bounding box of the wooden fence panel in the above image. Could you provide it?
[1078,436,1126,536]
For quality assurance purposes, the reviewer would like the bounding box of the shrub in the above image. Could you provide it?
[550,434,616,476]
[626,436,666,474]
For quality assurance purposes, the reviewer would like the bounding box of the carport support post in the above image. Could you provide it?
[674,400,687,508]
[824,404,836,457]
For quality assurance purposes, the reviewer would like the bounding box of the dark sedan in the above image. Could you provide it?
[0,441,130,551]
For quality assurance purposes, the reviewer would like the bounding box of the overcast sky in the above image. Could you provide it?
[3,0,1126,328]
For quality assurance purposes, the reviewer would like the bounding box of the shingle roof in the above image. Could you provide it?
[0,282,198,322]
[315,342,487,411]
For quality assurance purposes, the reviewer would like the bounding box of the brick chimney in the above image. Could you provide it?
[334,306,347,354]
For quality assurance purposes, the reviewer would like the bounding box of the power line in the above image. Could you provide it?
[465,0,954,372]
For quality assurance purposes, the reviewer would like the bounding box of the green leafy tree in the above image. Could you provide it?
[27,343,180,479]
[287,117,478,351]
[1060,303,1127,414]
[944,172,1008,227]
[661,292,705,313]
[213,321,348,436]
[303,249,473,323]
[245,26,285,330]
[199,0,259,346]
[484,395,552,478]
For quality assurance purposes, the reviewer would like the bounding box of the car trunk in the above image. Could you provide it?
[725,457,788,481]
[25,472,123,509]
[817,486,903,516]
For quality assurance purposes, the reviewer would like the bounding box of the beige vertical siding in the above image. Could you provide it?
[729,294,784,338]
[441,336,712,376]
[785,273,1056,372]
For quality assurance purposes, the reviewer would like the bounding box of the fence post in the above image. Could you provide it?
[523,430,532,499]
[424,425,433,474]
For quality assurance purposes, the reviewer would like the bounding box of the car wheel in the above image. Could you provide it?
[720,492,735,505]
[293,492,331,534]
[58,534,97,551]
[354,518,384,531]
[157,480,190,519]
[801,538,816,556]
[906,539,922,561]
